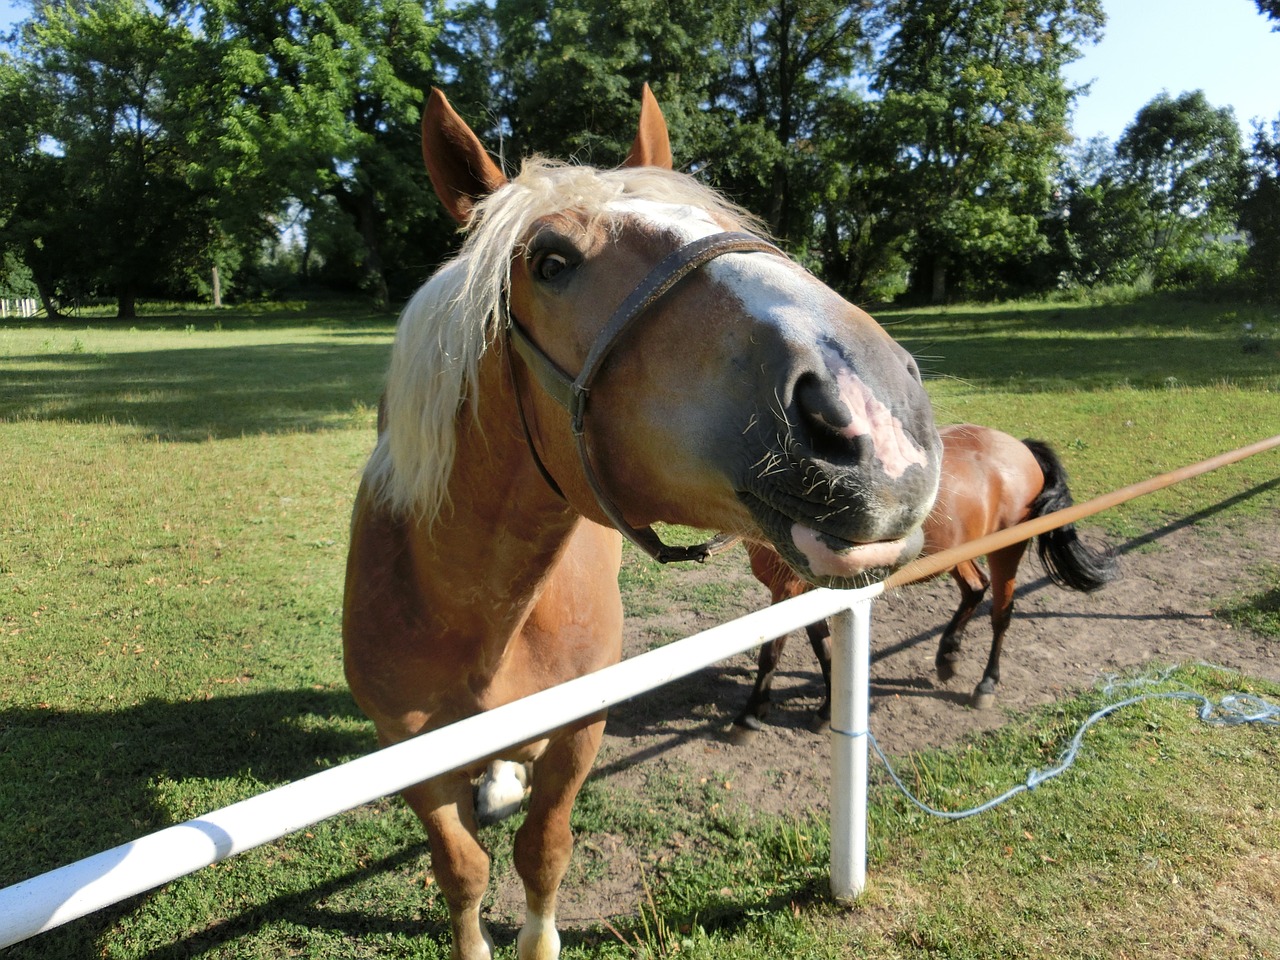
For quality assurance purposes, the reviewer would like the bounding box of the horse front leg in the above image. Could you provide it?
[972,544,1026,710]
[935,561,989,683]
[404,773,495,960]
[513,715,607,960]
[731,633,791,740]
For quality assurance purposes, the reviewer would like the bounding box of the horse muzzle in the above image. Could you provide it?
[735,335,941,586]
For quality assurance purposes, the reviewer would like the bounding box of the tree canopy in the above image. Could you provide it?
[1113,90,1246,287]
[1,0,1277,308]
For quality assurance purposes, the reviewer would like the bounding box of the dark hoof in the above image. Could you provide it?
[808,713,832,734]
[971,683,997,710]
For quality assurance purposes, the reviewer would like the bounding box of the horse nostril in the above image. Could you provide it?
[904,353,923,384]
[794,372,861,461]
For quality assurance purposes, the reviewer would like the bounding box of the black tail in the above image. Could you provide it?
[1022,439,1118,593]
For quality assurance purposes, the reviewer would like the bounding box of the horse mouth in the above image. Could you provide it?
[739,492,924,587]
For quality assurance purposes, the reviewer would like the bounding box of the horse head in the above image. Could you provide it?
[410,86,942,586]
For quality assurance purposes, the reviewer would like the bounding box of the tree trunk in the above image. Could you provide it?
[931,260,947,304]
[33,276,65,321]
[211,264,222,308]
[333,183,389,309]
[117,288,137,320]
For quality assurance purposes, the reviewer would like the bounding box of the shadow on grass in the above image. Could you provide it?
[0,688,377,957]
[2,340,391,440]
[879,299,1280,390]
[900,329,1280,390]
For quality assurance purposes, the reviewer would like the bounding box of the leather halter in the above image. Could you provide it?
[507,230,786,563]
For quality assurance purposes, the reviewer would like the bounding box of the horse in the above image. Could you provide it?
[342,85,942,960]
[733,423,1118,736]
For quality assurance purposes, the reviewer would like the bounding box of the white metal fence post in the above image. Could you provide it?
[829,596,873,901]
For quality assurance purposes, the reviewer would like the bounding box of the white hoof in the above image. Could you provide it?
[475,760,530,824]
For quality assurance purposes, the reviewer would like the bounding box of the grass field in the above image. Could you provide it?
[1,295,1278,958]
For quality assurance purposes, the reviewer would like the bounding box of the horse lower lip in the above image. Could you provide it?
[790,523,911,578]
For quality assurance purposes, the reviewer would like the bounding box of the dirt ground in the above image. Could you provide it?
[523,512,1280,926]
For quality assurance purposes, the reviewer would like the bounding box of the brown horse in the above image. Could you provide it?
[342,86,941,959]
[735,423,1117,735]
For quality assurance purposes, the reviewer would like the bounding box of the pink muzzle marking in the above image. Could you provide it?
[818,361,927,480]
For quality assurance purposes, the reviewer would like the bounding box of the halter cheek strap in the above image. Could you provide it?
[507,230,786,564]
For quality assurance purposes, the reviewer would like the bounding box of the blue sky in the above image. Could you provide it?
[2,0,1277,144]
[1063,0,1279,143]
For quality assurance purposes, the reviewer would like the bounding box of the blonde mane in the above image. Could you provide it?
[365,157,761,523]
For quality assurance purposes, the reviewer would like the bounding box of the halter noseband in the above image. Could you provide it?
[507,230,786,564]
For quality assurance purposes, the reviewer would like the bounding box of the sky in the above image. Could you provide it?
[1,0,1278,145]
[1063,0,1280,144]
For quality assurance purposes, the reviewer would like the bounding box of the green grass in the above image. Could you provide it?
[1,296,1278,958]
[1215,564,1280,638]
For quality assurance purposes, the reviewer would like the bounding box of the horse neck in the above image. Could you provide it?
[414,346,581,611]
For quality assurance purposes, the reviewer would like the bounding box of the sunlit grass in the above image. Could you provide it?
[2,297,1278,958]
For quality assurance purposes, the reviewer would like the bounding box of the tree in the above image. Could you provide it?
[439,0,737,169]
[693,0,875,245]
[1114,90,1247,287]
[867,0,1104,302]
[803,91,915,300]
[441,0,877,255]
[181,0,443,306]
[1042,135,1151,288]
[1257,0,1280,28]
[0,50,66,310]
[1,0,286,316]
[1240,116,1280,298]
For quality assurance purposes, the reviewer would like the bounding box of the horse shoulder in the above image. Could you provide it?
[511,521,625,686]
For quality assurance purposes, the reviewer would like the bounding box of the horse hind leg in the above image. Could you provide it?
[513,716,607,960]
[404,774,496,960]
[731,632,792,742]
[935,561,988,683]
[972,543,1027,710]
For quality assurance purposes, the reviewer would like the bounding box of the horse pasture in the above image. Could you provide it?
[1,297,1278,958]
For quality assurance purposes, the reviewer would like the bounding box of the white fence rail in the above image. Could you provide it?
[0,583,882,949]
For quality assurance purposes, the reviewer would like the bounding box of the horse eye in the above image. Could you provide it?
[535,252,570,283]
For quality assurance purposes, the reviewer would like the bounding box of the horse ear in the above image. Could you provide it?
[422,87,508,224]
[623,83,673,170]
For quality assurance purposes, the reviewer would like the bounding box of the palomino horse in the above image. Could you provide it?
[343,86,941,959]
[734,423,1117,735]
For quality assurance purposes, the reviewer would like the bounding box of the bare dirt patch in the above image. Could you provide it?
[538,514,1280,926]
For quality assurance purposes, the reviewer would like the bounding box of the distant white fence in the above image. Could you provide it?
[1,298,41,319]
